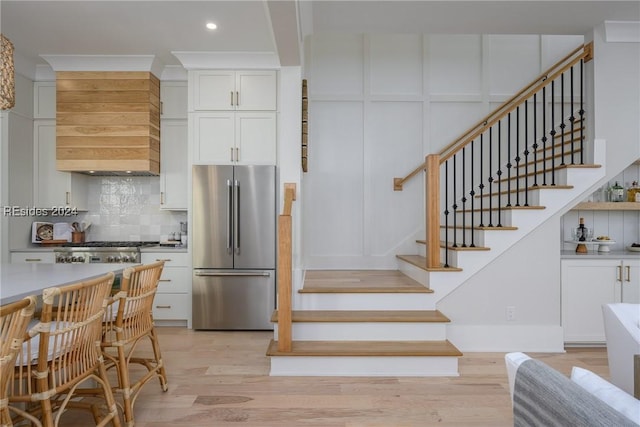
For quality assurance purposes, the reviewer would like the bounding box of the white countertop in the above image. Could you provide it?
[0,263,137,305]
[561,250,640,259]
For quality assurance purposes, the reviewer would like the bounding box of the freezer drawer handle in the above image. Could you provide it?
[194,271,271,277]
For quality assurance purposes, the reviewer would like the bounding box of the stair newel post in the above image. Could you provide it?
[277,183,296,353]
[425,154,441,269]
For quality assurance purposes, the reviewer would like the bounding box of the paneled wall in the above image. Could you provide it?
[302,33,583,269]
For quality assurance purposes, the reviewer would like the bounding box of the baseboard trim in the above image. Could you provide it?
[447,324,565,352]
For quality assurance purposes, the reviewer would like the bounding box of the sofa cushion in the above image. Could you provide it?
[571,366,640,424]
[513,358,638,426]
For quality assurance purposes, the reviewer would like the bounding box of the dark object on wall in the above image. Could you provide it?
[302,79,308,172]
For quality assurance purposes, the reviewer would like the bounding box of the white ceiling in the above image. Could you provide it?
[1,1,638,77]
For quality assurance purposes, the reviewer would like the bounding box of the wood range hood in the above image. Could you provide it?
[56,71,160,176]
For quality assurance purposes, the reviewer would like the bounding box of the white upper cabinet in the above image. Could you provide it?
[160,81,188,119]
[33,120,88,210]
[191,112,276,165]
[189,70,277,111]
[33,81,56,119]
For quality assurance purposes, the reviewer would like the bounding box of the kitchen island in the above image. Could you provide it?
[0,263,136,305]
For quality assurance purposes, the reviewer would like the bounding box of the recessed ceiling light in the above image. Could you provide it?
[206,22,217,30]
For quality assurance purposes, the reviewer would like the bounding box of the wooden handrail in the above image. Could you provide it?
[393,42,593,190]
[277,183,296,352]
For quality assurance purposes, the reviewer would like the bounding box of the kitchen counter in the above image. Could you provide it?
[11,245,189,253]
[0,263,136,305]
[141,245,188,253]
[561,249,640,259]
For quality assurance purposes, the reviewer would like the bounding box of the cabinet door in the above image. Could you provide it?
[622,260,640,303]
[191,71,235,111]
[160,120,188,210]
[561,260,621,343]
[11,252,55,263]
[235,112,276,165]
[161,81,188,119]
[235,71,277,111]
[34,121,88,210]
[192,113,235,164]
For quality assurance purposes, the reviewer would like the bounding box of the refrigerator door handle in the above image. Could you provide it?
[194,270,271,277]
[234,179,240,254]
[226,179,233,253]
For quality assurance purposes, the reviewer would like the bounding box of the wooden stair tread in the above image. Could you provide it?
[454,205,546,213]
[396,255,463,271]
[300,270,432,293]
[440,225,518,230]
[266,339,463,357]
[271,309,451,323]
[476,184,573,198]
[416,240,490,251]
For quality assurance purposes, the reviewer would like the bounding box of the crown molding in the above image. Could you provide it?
[171,51,280,70]
[39,55,165,77]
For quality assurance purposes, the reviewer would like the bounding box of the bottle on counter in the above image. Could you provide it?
[610,181,625,202]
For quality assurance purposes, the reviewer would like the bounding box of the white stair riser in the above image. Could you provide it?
[269,355,460,377]
[452,210,515,227]
[297,292,436,310]
[273,322,448,341]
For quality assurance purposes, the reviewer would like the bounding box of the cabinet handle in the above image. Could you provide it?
[236,91,239,106]
[617,265,622,282]
[230,91,234,106]
[155,305,172,309]
[235,147,239,162]
[156,258,172,262]
[160,192,165,205]
[65,191,70,205]
[160,101,163,115]
[626,265,631,282]
[159,279,172,282]
[25,258,42,262]
[230,147,234,162]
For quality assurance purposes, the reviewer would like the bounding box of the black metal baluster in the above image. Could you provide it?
[524,99,530,206]
[542,85,548,186]
[452,154,458,248]
[515,106,521,207]
[488,127,494,227]
[550,80,556,186]
[444,160,450,268]
[479,133,485,227]
[507,113,512,207]
[532,93,538,187]
[496,121,503,227]
[579,59,585,165]
[560,72,566,166]
[570,65,576,165]
[469,139,476,247]
[461,147,467,247]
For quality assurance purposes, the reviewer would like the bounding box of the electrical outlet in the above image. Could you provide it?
[506,306,516,321]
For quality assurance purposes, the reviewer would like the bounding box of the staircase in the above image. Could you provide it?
[267,43,602,376]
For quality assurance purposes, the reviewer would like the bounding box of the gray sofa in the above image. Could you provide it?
[505,352,640,426]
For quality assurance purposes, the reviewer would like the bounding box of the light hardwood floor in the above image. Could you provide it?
[53,328,610,427]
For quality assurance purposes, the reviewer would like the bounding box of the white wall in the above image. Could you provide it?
[302,33,583,269]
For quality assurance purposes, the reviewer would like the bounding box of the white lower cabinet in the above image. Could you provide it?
[11,251,55,264]
[141,252,191,326]
[561,258,640,343]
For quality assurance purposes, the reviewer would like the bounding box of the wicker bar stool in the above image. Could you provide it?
[1,296,36,427]
[9,272,121,427]
[101,261,167,426]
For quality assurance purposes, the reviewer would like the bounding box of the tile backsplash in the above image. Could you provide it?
[45,177,186,242]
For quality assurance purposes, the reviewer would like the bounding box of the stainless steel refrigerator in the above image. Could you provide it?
[192,165,276,330]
